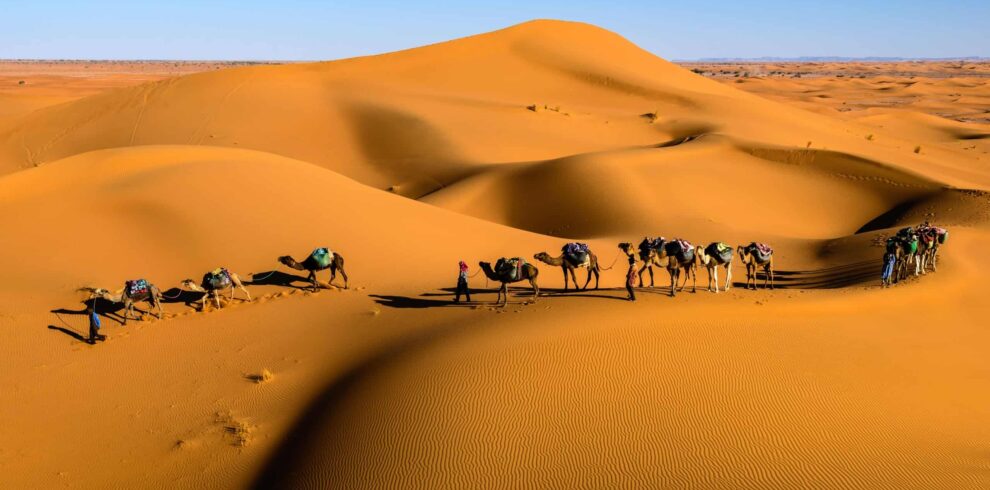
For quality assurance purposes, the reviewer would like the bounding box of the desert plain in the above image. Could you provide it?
[1,20,989,488]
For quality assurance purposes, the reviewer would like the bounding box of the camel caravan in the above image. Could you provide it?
[881,222,949,287]
[72,222,948,343]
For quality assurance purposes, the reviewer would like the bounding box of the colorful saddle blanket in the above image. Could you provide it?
[495,257,525,281]
[749,243,773,262]
[204,268,232,290]
[307,248,333,270]
[563,242,591,266]
[706,242,733,263]
[126,279,149,296]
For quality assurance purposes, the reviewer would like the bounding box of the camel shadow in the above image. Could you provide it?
[248,270,311,290]
[540,287,641,301]
[47,325,89,343]
[51,298,130,326]
[734,260,880,290]
[160,288,206,308]
[371,289,484,309]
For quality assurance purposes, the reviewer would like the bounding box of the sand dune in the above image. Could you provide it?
[2,20,990,489]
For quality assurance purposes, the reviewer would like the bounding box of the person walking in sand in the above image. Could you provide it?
[881,250,896,288]
[87,302,106,344]
[624,249,638,302]
[454,260,472,303]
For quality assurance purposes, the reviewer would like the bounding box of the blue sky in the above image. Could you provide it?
[1,0,987,60]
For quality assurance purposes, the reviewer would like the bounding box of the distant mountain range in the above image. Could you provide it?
[679,56,989,62]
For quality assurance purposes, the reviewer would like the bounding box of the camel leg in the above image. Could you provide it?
[213,291,222,309]
[569,268,580,291]
[691,266,697,293]
[156,297,163,319]
[637,264,648,287]
[307,271,318,291]
[725,264,732,291]
[530,278,540,301]
[501,283,508,306]
[582,267,594,290]
[562,266,569,291]
[593,267,600,290]
[669,268,677,297]
[711,266,718,293]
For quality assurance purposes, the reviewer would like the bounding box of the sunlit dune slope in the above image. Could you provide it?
[0,145,561,311]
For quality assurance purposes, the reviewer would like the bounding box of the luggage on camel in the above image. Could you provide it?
[665,239,694,262]
[126,279,149,296]
[495,257,525,281]
[751,243,773,262]
[562,242,591,266]
[706,242,733,263]
[204,268,232,289]
[638,237,664,255]
[305,248,333,270]
[936,227,948,244]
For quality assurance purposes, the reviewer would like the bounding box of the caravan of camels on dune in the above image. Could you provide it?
[76,222,948,323]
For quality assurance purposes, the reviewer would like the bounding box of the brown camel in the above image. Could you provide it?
[181,268,251,311]
[533,247,600,290]
[85,280,164,325]
[738,243,774,290]
[659,239,698,296]
[278,248,348,291]
[634,237,665,287]
[479,260,540,306]
[696,242,734,293]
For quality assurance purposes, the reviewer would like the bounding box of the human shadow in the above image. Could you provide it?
[47,325,89,343]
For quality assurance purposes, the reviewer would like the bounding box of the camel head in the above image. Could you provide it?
[617,242,632,254]
[534,252,550,262]
[737,245,749,263]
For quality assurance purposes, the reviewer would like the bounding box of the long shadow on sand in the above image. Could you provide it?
[248,270,314,290]
[47,325,89,343]
[734,260,880,290]
[373,285,669,309]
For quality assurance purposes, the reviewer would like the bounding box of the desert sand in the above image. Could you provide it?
[1,20,989,488]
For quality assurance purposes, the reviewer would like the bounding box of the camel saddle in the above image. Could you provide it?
[707,242,733,263]
[204,268,232,290]
[562,242,590,266]
[126,279,149,296]
[495,257,525,281]
[306,248,333,270]
[750,243,773,262]
[638,237,660,259]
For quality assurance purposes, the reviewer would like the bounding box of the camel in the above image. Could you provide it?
[696,242,734,293]
[534,245,600,291]
[181,268,251,311]
[479,259,540,306]
[738,243,774,290]
[634,237,665,287]
[660,239,698,296]
[84,280,164,325]
[278,248,348,291]
[892,230,920,281]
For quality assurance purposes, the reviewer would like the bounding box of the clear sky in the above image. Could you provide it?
[1,0,987,61]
